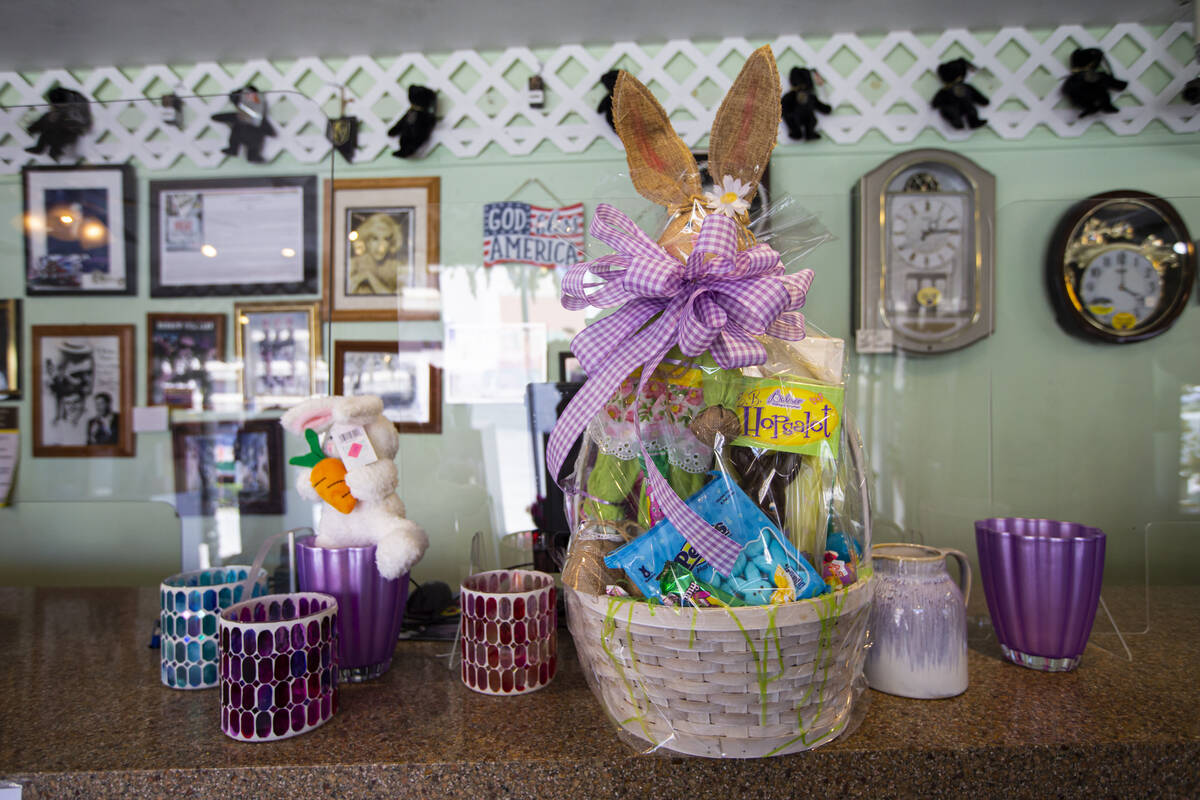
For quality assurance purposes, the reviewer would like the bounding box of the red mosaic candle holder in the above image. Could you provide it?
[218,592,339,742]
[460,569,557,695]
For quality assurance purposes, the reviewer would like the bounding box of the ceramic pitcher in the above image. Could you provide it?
[865,543,972,699]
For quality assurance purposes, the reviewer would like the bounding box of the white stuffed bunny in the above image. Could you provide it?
[281,395,428,579]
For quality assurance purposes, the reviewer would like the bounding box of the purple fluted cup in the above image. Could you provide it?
[295,538,410,683]
[974,517,1106,672]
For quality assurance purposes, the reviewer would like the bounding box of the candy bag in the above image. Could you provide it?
[604,473,825,604]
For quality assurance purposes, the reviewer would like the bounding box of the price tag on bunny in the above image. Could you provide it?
[329,423,378,469]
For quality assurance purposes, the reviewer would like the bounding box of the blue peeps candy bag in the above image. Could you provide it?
[604,473,826,605]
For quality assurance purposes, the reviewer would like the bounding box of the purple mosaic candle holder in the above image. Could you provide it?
[295,538,410,683]
[218,592,339,742]
[160,566,268,690]
[975,517,1106,672]
[460,569,557,695]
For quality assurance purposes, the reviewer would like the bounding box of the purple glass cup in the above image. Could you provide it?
[974,518,1106,672]
[295,538,410,683]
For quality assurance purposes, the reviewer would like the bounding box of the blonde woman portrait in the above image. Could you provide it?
[346,210,413,295]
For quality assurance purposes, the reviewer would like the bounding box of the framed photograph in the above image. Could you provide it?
[557,351,584,383]
[23,164,137,296]
[32,324,134,457]
[333,340,442,434]
[0,299,21,399]
[323,177,440,321]
[171,419,284,516]
[234,301,320,410]
[149,176,318,297]
[147,313,226,410]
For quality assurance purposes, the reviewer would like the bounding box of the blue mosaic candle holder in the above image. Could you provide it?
[218,592,339,742]
[159,566,268,690]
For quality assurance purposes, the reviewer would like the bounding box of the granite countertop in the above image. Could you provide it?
[1,585,1197,799]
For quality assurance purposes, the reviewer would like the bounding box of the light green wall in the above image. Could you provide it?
[0,97,1197,590]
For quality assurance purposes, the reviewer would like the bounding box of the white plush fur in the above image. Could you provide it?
[281,395,427,578]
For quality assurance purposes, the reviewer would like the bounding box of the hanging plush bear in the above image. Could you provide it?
[1062,48,1127,117]
[25,87,92,161]
[597,69,620,130]
[211,85,275,163]
[388,85,438,159]
[781,67,832,141]
[931,58,988,130]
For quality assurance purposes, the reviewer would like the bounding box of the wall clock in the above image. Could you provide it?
[854,148,996,355]
[1047,190,1194,344]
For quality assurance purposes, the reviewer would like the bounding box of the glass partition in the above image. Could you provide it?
[1,92,1197,614]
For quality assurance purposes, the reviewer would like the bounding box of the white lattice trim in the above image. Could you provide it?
[0,23,1196,172]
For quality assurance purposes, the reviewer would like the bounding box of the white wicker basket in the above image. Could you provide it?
[566,574,872,758]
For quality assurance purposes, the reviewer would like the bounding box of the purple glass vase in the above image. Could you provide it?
[974,517,1106,672]
[295,538,410,683]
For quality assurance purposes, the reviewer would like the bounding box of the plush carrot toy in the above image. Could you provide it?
[289,428,357,514]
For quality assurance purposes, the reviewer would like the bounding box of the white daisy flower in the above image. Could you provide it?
[703,175,752,217]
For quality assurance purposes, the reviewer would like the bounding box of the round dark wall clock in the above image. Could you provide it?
[1047,190,1194,344]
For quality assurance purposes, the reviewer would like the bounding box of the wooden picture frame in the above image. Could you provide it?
[170,419,284,516]
[333,340,442,434]
[32,324,135,457]
[0,299,21,399]
[234,301,321,411]
[23,164,137,296]
[146,313,226,410]
[149,175,318,297]
[323,177,441,321]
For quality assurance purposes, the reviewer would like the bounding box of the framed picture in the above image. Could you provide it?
[146,313,226,410]
[333,340,442,434]
[149,176,318,297]
[32,324,134,457]
[0,299,21,399]
[23,164,137,296]
[323,177,441,321]
[234,301,320,410]
[170,419,284,516]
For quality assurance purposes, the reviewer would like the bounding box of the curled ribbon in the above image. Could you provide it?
[546,203,814,576]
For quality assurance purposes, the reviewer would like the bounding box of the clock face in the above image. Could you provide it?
[1049,192,1194,344]
[1078,246,1162,330]
[886,192,970,323]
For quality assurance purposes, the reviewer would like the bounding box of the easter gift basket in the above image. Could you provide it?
[548,46,873,758]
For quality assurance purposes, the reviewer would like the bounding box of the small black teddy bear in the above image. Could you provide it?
[597,69,621,130]
[25,87,92,161]
[931,58,988,130]
[1061,48,1127,118]
[388,85,438,159]
[211,86,275,163]
[781,67,832,141]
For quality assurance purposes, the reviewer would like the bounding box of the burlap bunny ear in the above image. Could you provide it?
[613,71,702,208]
[707,45,781,207]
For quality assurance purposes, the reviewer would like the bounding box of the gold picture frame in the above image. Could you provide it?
[323,176,441,322]
[234,301,321,411]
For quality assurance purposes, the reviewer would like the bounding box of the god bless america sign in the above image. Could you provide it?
[482,201,585,269]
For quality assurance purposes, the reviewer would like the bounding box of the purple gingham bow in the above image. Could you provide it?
[546,203,815,576]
